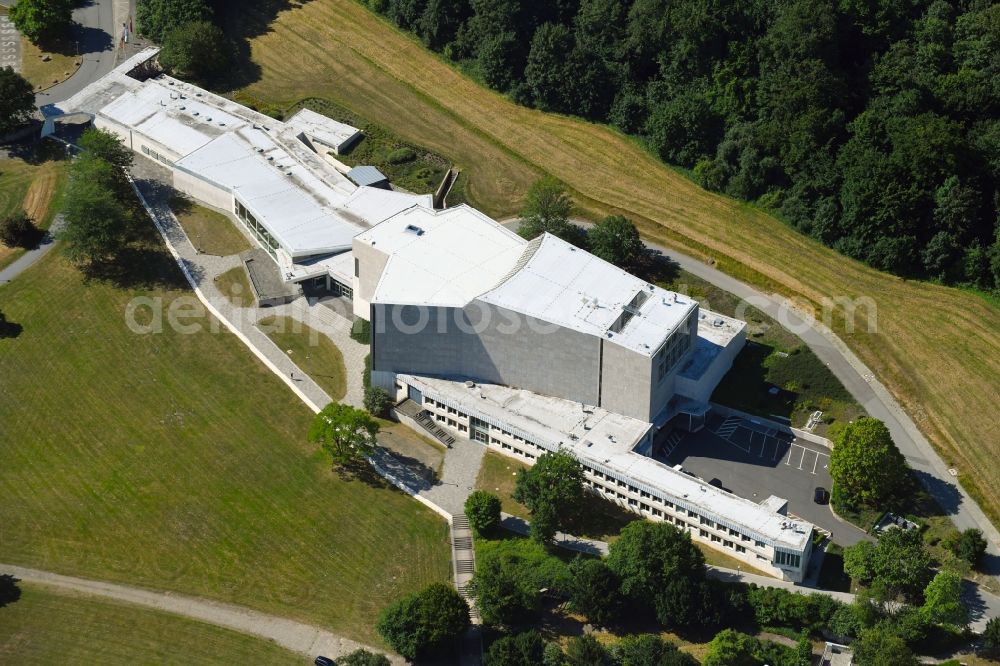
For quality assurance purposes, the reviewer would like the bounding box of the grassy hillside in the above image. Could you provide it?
[0,250,450,645]
[0,583,302,664]
[231,0,1000,527]
[0,154,68,270]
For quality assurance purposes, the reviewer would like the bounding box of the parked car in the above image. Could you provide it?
[315,657,336,666]
[813,487,829,504]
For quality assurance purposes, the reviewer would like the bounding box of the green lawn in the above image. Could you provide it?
[377,417,446,483]
[258,315,348,401]
[171,197,252,257]
[213,265,254,307]
[655,265,864,432]
[0,251,450,645]
[0,582,302,664]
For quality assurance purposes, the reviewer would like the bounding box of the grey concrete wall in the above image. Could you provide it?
[351,238,388,319]
[600,340,656,421]
[173,168,233,211]
[371,300,602,406]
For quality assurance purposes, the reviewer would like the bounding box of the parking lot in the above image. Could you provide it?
[656,415,868,546]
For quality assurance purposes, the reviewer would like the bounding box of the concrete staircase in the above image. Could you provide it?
[451,514,479,624]
[395,399,456,447]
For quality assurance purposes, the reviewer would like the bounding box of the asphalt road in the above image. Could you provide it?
[35,0,134,111]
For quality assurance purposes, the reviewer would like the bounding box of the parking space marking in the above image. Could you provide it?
[782,443,830,475]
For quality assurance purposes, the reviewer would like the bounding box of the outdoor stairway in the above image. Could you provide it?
[660,429,685,459]
[451,514,480,624]
[396,399,456,447]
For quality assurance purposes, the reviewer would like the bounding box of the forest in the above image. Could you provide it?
[364,0,1000,293]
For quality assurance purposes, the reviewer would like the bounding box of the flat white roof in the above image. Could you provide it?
[285,108,361,152]
[681,310,747,381]
[402,374,813,551]
[359,205,527,307]
[479,233,697,356]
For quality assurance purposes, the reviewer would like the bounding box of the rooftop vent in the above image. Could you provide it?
[168,81,174,85]
[179,106,185,110]
[195,92,202,97]
[713,318,724,327]
[192,111,199,116]
[404,224,425,236]
[464,380,475,388]
[206,117,212,122]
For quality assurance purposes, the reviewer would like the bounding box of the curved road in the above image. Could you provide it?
[502,217,1000,577]
[35,0,132,111]
[1,563,399,663]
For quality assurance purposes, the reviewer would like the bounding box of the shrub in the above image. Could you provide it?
[464,490,502,536]
[485,630,544,666]
[945,528,987,568]
[565,634,611,666]
[0,211,38,248]
[982,617,1000,658]
[159,20,233,81]
[386,147,416,164]
[338,649,391,666]
[363,386,392,417]
[567,557,622,627]
[376,582,470,660]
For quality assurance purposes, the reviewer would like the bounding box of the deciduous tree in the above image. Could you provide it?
[338,649,391,666]
[9,0,72,44]
[587,215,644,270]
[464,490,501,536]
[136,0,212,43]
[921,570,968,628]
[512,449,583,543]
[60,154,138,266]
[468,552,541,627]
[0,211,38,249]
[363,386,392,417]
[611,634,699,666]
[829,417,910,508]
[843,527,931,603]
[565,634,611,666]
[0,67,37,135]
[159,20,233,81]
[853,625,918,666]
[566,557,622,627]
[517,177,584,246]
[308,403,379,467]
[484,630,545,666]
[376,582,469,660]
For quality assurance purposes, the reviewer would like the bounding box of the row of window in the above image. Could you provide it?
[234,200,278,259]
[419,390,797,568]
[655,312,696,381]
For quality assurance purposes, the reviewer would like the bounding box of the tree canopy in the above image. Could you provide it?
[307,403,379,468]
[566,557,622,627]
[136,0,212,43]
[60,151,140,266]
[369,0,1000,294]
[512,449,584,543]
[587,215,645,270]
[376,582,469,660]
[464,490,502,536]
[0,67,37,135]
[843,527,932,604]
[338,649,391,666]
[9,0,73,44]
[517,177,584,246]
[920,570,968,628]
[484,630,545,666]
[829,417,910,508]
[158,20,233,81]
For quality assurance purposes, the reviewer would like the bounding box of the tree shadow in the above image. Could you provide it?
[0,575,22,608]
[2,137,72,166]
[368,447,436,492]
[208,0,316,91]
[911,469,964,517]
[0,314,24,340]
[80,245,191,291]
[637,249,681,285]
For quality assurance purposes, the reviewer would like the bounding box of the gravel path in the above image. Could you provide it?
[0,563,402,663]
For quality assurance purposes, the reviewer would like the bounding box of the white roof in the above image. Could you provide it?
[479,233,697,356]
[359,205,527,307]
[285,108,361,151]
[403,374,813,551]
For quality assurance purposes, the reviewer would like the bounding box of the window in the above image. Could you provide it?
[458,425,468,433]
[473,430,488,444]
[436,414,445,422]
[628,498,638,506]
[640,503,650,512]
[711,534,721,543]
[736,545,746,554]
[354,257,359,278]
[448,419,456,427]
[724,540,733,549]
[652,509,663,517]
[755,540,765,548]
[699,529,708,538]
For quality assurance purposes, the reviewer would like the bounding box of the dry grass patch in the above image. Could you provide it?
[19,38,80,90]
[236,0,1000,528]
[212,265,254,307]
